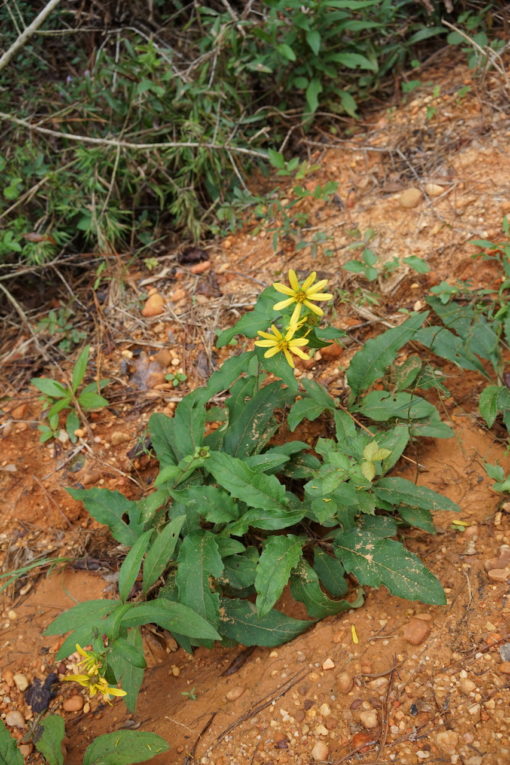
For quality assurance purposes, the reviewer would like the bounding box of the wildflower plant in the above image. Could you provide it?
[45,271,463,717]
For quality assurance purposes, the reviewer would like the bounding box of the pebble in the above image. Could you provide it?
[63,694,84,712]
[402,617,432,645]
[425,183,445,197]
[337,672,354,693]
[487,567,510,582]
[498,662,510,674]
[499,643,510,662]
[225,686,245,701]
[190,260,211,274]
[110,431,130,446]
[359,710,378,729]
[11,403,27,419]
[459,678,476,694]
[3,670,14,687]
[322,658,335,670]
[319,703,331,716]
[19,744,33,757]
[399,188,423,208]
[141,292,165,317]
[170,288,187,302]
[13,673,28,692]
[484,545,510,570]
[435,730,459,754]
[367,676,389,691]
[311,741,329,761]
[5,710,25,728]
[320,342,343,361]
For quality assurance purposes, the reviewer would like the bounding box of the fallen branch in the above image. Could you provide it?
[0,0,63,73]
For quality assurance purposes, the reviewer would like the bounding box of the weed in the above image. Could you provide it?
[31,346,109,443]
[36,307,87,353]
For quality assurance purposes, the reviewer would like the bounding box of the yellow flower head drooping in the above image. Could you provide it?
[61,644,127,704]
[254,323,310,368]
[273,270,333,325]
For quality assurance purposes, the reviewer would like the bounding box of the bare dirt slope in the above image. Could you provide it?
[1,53,510,764]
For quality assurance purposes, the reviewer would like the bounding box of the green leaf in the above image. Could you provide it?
[203,352,254,398]
[375,477,459,512]
[290,560,354,619]
[313,549,348,596]
[67,489,143,546]
[121,599,220,640]
[224,381,292,458]
[31,377,68,398]
[403,256,430,273]
[225,506,305,535]
[206,451,289,511]
[223,548,259,590]
[148,413,177,466]
[216,287,280,346]
[255,346,298,393]
[175,531,223,629]
[0,719,23,765]
[305,77,322,114]
[44,599,119,636]
[287,397,327,431]
[355,391,437,421]
[330,51,377,71]
[83,730,169,765]
[170,485,239,524]
[255,535,304,616]
[78,389,109,410]
[276,43,296,62]
[398,507,436,533]
[306,29,321,55]
[119,530,153,602]
[339,90,358,117]
[357,515,397,538]
[479,385,503,427]
[219,598,310,646]
[335,529,446,604]
[415,326,488,375]
[347,313,427,396]
[33,714,65,765]
[484,462,505,482]
[71,346,90,393]
[108,630,145,713]
[66,410,80,442]
[142,516,185,594]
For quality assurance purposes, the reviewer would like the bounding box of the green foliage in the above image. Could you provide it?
[36,307,87,353]
[0,719,23,765]
[31,346,109,443]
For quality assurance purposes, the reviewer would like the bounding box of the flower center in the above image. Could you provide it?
[295,289,306,303]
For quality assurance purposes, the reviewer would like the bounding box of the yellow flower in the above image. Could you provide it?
[61,644,127,703]
[273,270,333,324]
[254,324,310,368]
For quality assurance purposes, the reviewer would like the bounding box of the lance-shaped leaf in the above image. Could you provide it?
[374,477,459,512]
[142,516,185,594]
[223,381,293,458]
[83,730,169,765]
[335,529,446,605]
[206,451,289,510]
[34,714,65,765]
[108,629,145,713]
[219,598,310,646]
[290,560,360,619]
[255,535,304,616]
[119,530,153,602]
[121,599,220,640]
[175,531,223,628]
[67,489,143,546]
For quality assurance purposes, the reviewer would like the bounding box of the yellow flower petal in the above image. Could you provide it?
[307,291,333,301]
[273,282,295,297]
[308,279,328,292]
[303,300,324,316]
[290,347,310,361]
[283,348,295,367]
[62,674,90,685]
[104,686,127,697]
[289,337,309,347]
[273,297,295,310]
[301,271,317,290]
[289,303,302,325]
[254,339,276,348]
[288,269,299,290]
[264,346,281,358]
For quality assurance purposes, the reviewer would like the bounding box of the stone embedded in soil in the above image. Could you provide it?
[110,431,130,446]
[5,710,25,728]
[141,292,165,317]
[498,662,510,674]
[3,670,14,687]
[63,694,84,712]
[13,673,28,692]
[19,744,33,757]
[359,709,378,729]
[425,183,445,197]
[190,260,211,274]
[225,686,245,701]
[402,617,432,646]
[459,677,476,695]
[484,545,510,571]
[322,657,335,670]
[337,671,354,693]
[487,567,510,582]
[399,188,423,208]
[499,643,510,662]
[320,342,343,361]
[170,287,187,302]
[311,741,329,761]
[435,730,459,754]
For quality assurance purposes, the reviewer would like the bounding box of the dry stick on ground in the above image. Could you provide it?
[0,0,62,72]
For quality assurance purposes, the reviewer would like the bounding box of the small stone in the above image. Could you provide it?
[320,343,343,361]
[464,757,483,765]
[399,188,423,208]
[74,428,85,439]
[13,673,28,692]
[498,662,510,674]
[170,288,187,302]
[142,292,165,317]
[351,731,375,751]
[435,730,459,754]
[225,686,245,701]
[459,678,476,694]
[110,431,130,446]
[484,545,510,571]
[359,710,378,729]
[319,703,331,716]
[190,260,211,274]
[367,676,389,691]
[19,744,33,757]
[337,672,353,693]
[152,349,173,367]
[83,702,90,714]
[322,658,335,670]
[499,643,510,662]
[11,403,27,419]
[5,710,25,728]
[487,567,510,583]
[3,670,13,687]
[171,665,180,677]
[311,741,329,761]
[315,724,329,736]
[403,618,432,646]
[63,694,84,712]
[467,703,481,721]
[425,183,445,197]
